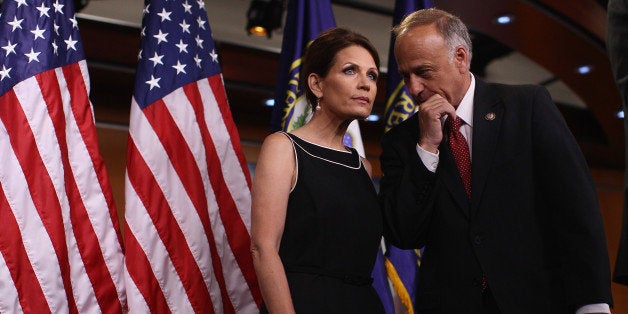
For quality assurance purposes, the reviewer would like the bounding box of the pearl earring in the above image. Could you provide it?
[315,98,321,111]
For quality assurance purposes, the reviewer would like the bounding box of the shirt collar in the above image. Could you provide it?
[456,73,475,127]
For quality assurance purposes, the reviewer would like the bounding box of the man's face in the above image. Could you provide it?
[394,24,469,107]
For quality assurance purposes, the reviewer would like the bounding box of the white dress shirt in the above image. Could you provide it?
[413,74,610,314]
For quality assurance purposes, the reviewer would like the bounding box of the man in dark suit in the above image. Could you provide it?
[607,0,628,286]
[379,8,613,313]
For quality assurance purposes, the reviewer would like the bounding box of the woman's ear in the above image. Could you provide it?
[308,73,323,99]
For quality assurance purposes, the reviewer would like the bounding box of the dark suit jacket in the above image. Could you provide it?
[379,79,612,313]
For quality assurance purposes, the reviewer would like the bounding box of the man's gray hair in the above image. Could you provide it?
[393,8,473,66]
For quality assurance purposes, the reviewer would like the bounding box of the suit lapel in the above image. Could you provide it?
[440,140,471,217]
[470,80,503,218]
[407,113,470,217]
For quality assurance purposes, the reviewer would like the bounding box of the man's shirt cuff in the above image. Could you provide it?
[416,144,439,173]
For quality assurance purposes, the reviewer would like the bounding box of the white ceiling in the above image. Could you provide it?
[78,0,585,108]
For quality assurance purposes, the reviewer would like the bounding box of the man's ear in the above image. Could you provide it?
[308,73,323,99]
[454,46,469,73]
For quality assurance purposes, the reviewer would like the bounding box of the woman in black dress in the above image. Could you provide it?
[250,28,384,313]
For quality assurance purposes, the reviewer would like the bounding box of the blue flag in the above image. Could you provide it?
[270,0,335,133]
[373,243,396,314]
[384,0,433,313]
[384,0,433,132]
[270,0,367,153]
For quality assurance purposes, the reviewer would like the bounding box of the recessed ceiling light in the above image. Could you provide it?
[576,65,593,75]
[495,14,515,25]
[264,98,275,107]
[617,110,624,119]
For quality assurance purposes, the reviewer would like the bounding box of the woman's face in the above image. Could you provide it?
[314,45,379,121]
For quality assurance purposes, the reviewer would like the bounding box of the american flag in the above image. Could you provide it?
[0,0,126,313]
[124,0,260,313]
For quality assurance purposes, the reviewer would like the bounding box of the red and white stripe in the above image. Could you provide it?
[124,74,260,313]
[0,61,126,313]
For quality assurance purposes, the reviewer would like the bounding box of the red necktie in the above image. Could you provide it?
[446,116,471,198]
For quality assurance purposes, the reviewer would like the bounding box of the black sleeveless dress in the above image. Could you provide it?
[261,132,384,313]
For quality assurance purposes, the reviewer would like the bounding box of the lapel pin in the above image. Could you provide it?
[485,112,496,121]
